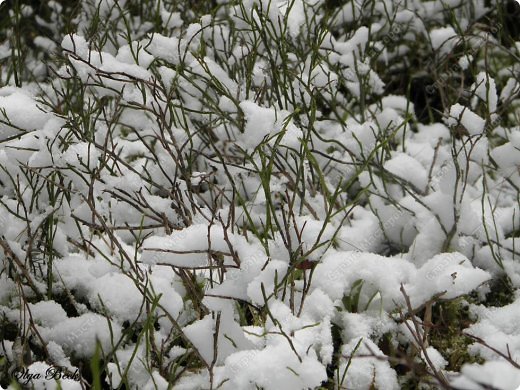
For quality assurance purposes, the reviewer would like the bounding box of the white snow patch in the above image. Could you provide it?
[39,313,122,358]
[446,104,486,136]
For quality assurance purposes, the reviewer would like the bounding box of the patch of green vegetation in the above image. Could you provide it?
[428,298,485,372]
[485,274,515,307]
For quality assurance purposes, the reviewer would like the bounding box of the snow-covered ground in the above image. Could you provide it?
[0,0,520,389]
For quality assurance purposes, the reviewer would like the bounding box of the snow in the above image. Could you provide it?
[334,26,370,58]
[277,0,306,38]
[58,142,100,171]
[0,274,16,304]
[27,301,68,328]
[61,34,89,58]
[302,288,335,320]
[160,9,183,30]
[451,361,520,390]
[313,250,490,310]
[0,41,10,61]
[406,252,491,306]
[430,27,458,55]
[141,223,251,268]
[116,42,155,68]
[458,54,473,70]
[183,303,254,366]
[465,296,520,363]
[471,72,498,113]
[2,1,520,389]
[384,152,428,192]
[490,135,520,173]
[0,88,51,141]
[34,36,58,52]
[336,205,383,252]
[52,255,106,296]
[338,338,399,390]
[145,28,197,65]
[421,346,448,371]
[380,95,414,114]
[105,343,171,389]
[88,272,144,322]
[500,78,520,102]
[446,103,486,136]
[415,123,451,145]
[219,343,327,390]
[341,312,395,343]
[39,313,122,358]
[247,260,288,304]
[237,100,303,150]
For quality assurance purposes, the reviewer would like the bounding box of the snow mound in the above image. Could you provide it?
[39,313,122,358]
[313,250,490,310]
[451,361,520,390]
[337,338,399,390]
[0,88,51,141]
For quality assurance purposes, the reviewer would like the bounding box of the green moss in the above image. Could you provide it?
[428,298,485,372]
[485,275,515,307]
